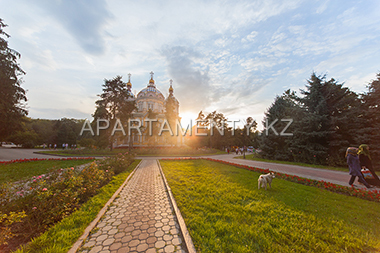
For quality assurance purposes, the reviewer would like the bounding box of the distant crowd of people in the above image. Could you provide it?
[346,144,380,188]
[42,143,77,150]
[225,146,253,155]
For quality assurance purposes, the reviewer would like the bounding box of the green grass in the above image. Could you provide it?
[0,160,95,184]
[160,159,380,253]
[236,153,349,172]
[38,147,226,157]
[14,159,141,253]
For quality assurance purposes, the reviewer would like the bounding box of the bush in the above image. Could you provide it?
[0,153,134,252]
[97,152,134,175]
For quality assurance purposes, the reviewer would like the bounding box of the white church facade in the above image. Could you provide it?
[116,72,182,147]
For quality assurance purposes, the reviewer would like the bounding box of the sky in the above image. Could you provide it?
[1,0,380,129]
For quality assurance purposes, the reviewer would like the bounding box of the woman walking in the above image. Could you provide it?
[346,147,372,188]
[358,144,380,187]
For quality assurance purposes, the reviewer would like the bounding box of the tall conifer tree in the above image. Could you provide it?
[0,19,27,140]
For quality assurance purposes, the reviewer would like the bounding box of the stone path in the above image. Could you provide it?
[77,159,189,253]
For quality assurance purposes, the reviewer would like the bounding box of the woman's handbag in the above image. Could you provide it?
[361,168,374,179]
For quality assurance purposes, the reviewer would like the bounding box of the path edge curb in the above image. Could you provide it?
[156,160,197,253]
[67,159,143,253]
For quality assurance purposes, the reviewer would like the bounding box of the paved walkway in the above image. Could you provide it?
[0,147,63,161]
[76,159,190,253]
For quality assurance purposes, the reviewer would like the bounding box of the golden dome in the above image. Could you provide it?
[127,73,132,89]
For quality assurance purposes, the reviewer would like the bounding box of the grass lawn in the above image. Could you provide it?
[14,159,141,253]
[38,147,226,157]
[160,159,380,253]
[236,153,349,172]
[0,159,95,184]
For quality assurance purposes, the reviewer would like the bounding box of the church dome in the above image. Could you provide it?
[126,73,135,99]
[137,86,165,101]
[136,72,165,101]
[126,89,135,99]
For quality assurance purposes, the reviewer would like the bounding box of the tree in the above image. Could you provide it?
[242,116,257,147]
[361,73,380,167]
[290,73,361,165]
[0,19,27,141]
[30,119,56,144]
[260,90,298,161]
[94,76,136,150]
[205,111,229,149]
[53,118,82,147]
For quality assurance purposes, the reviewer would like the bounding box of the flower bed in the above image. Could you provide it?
[161,157,380,202]
[0,153,133,253]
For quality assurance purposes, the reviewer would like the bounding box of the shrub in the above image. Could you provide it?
[0,211,26,246]
[97,152,134,175]
[0,153,134,252]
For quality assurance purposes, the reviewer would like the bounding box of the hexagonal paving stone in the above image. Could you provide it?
[78,160,188,253]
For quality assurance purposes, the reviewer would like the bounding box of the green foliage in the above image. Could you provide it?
[0,19,27,140]
[260,91,297,161]
[93,75,136,150]
[97,152,134,174]
[0,154,134,252]
[9,130,38,148]
[77,137,95,148]
[161,160,380,252]
[54,118,83,146]
[260,73,367,166]
[13,159,140,253]
[0,211,26,246]
[360,73,380,167]
[188,111,257,149]
[6,118,86,148]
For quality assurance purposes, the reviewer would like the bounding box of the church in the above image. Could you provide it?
[116,72,182,147]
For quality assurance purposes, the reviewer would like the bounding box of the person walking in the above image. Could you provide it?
[358,144,380,187]
[346,147,372,188]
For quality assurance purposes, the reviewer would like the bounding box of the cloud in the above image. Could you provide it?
[30,107,91,120]
[316,0,330,14]
[242,31,258,43]
[161,46,211,113]
[36,0,112,55]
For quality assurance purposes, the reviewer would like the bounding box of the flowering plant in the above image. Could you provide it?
[0,153,134,251]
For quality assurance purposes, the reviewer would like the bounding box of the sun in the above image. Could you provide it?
[179,111,198,126]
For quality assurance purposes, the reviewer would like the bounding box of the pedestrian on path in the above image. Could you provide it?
[358,144,380,187]
[346,147,372,188]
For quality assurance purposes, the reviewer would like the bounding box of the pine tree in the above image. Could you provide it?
[290,73,361,165]
[361,73,380,168]
[94,76,136,149]
[0,19,27,141]
[260,90,298,161]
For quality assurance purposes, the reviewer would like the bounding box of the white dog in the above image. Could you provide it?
[258,172,275,190]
